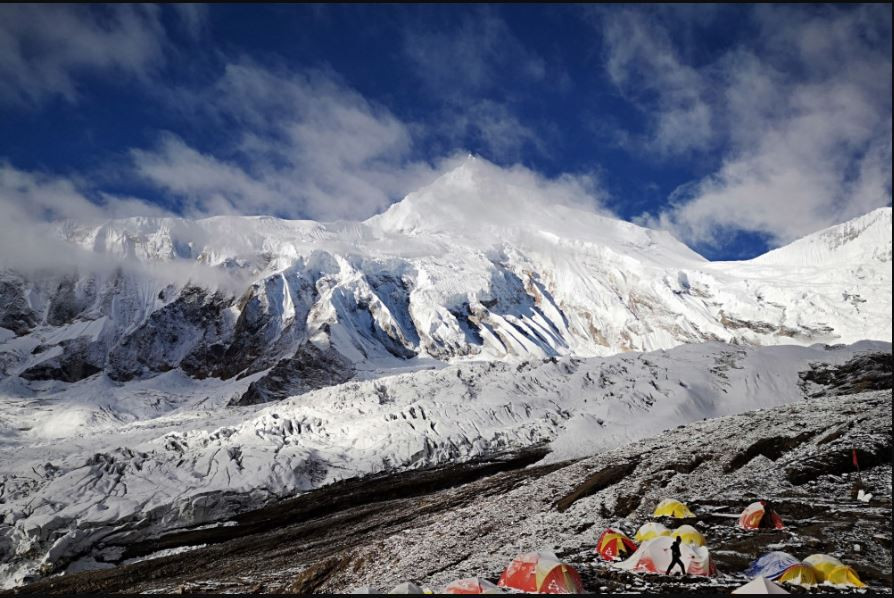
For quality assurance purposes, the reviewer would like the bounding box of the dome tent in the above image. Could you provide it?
[745,552,800,580]
[350,586,379,594]
[444,577,505,594]
[634,522,671,542]
[616,535,715,576]
[732,577,790,594]
[497,551,584,594]
[672,524,706,547]
[595,528,638,561]
[739,500,784,530]
[777,563,818,588]
[653,498,695,518]
[388,582,428,594]
[802,554,843,581]
[825,565,865,588]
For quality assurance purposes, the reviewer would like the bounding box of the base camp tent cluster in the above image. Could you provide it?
[351,552,584,594]
[596,498,718,577]
[348,497,867,593]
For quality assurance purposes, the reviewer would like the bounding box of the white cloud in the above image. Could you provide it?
[617,5,892,248]
[172,4,209,40]
[0,162,171,272]
[600,8,715,157]
[401,10,555,161]
[0,5,166,107]
[132,63,453,221]
[403,10,546,98]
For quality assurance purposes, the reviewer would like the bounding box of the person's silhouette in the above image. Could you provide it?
[665,536,686,575]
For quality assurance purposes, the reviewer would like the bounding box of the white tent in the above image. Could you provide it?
[388,582,428,594]
[616,535,715,576]
[732,576,790,594]
[350,586,379,594]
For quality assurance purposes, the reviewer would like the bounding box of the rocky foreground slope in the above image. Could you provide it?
[8,387,890,594]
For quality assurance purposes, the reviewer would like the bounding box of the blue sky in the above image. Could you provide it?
[0,4,890,260]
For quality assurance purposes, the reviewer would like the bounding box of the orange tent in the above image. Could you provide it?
[595,528,638,561]
[739,501,784,530]
[444,578,504,594]
[498,552,584,594]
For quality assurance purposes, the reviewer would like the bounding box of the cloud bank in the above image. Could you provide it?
[599,5,892,247]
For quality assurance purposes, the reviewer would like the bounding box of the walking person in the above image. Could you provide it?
[665,536,686,576]
[759,499,775,529]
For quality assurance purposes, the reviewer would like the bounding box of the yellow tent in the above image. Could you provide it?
[653,498,694,518]
[634,522,671,542]
[672,524,706,547]
[777,564,818,588]
[825,565,865,588]
[802,554,843,581]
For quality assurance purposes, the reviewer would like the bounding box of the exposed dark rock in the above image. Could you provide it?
[799,352,893,397]
[212,274,316,380]
[231,342,355,406]
[107,286,233,381]
[0,278,38,336]
[785,433,893,485]
[724,432,815,473]
[554,459,639,513]
[20,337,104,382]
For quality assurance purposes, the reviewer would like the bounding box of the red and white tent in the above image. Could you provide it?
[615,536,715,576]
[595,528,638,561]
[498,551,584,594]
[739,501,784,530]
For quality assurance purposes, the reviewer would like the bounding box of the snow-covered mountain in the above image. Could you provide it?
[1,158,890,405]
[0,157,891,588]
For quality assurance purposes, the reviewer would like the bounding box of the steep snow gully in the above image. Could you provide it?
[0,158,891,589]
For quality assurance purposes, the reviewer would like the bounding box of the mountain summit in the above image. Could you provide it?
[0,170,890,404]
[369,157,704,264]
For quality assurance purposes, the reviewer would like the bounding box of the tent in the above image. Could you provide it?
[745,552,800,580]
[825,565,865,588]
[350,586,379,594]
[595,528,638,561]
[615,535,715,576]
[732,577,790,594]
[739,501,784,530]
[802,554,843,581]
[672,524,706,547]
[444,578,505,594]
[634,522,671,542]
[777,564,818,588]
[498,552,584,594]
[653,498,695,518]
[388,582,428,594]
